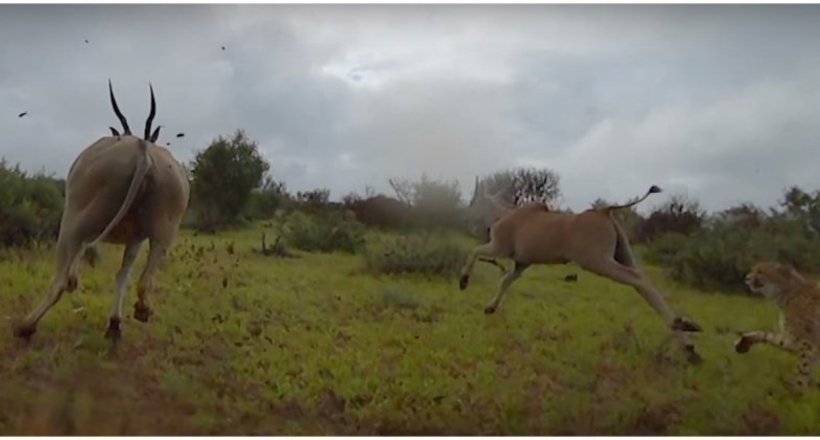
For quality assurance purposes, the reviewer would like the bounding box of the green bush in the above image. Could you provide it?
[645,215,820,292]
[282,210,365,254]
[0,160,64,248]
[363,233,468,277]
[243,177,289,221]
[189,130,269,231]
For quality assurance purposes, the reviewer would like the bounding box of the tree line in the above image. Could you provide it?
[3,130,820,293]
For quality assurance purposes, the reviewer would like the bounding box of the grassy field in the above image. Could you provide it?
[1,223,819,435]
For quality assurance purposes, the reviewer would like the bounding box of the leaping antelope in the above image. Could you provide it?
[461,183,704,363]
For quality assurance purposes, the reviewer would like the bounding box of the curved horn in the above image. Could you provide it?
[469,176,479,206]
[144,83,156,140]
[150,125,162,143]
[108,79,131,135]
[109,126,120,136]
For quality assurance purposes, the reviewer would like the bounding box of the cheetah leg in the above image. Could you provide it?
[795,342,818,391]
[734,331,797,354]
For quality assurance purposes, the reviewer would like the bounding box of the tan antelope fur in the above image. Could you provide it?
[12,81,190,343]
[460,183,704,363]
[466,177,519,274]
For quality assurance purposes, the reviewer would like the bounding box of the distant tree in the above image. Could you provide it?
[296,188,332,213]
[388,178,414,206]
[717,202,765,229]
[345,193,413,229]
[639,193,704,242]
[388,174,463,229]
[245,175,289,221]
[189,130,269,230]
[412,174,463,228]
[477,167,561,206]
[778,185,820,234]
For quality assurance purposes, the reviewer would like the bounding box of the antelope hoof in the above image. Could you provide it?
[685,345,703,364]
[459,274,470,290]
[672,317,702,332]
[12,322,36,340]
[734,335,753,354]
[484,305,497,315]
[133,304,152,323]
[104,317,121,342]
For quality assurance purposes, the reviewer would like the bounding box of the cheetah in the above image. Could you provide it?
[735,262,820,392]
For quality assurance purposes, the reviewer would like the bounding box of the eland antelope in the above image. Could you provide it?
[461,182,703,363]
[13,80,190,344]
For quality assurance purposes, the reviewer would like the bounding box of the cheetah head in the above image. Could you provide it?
[745,262,801,300]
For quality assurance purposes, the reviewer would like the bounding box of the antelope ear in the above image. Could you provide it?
[150,125,162,143]
[109,126,120,136]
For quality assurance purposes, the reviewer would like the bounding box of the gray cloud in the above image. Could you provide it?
[2,4,820,213]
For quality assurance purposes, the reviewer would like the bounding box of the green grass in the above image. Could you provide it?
[1,224,818,434]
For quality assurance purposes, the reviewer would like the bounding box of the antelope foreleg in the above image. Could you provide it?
[459,243,498,290]
[478,257,508,274]
[134,242,166,323]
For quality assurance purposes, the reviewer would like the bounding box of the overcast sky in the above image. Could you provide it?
[2,4,819,213]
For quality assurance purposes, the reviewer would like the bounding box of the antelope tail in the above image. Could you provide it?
[601,185,662,213]
[87,140,152,247]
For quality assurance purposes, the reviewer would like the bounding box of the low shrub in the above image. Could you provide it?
[282,210,365,254]
[363,233,468,277]
[645,216,820,292]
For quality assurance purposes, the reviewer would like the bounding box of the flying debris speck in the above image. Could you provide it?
[84,39,89,44]
[166,142,171,146]
[18,112,28,118]
[176,133,185,138]
[221,46,226,51]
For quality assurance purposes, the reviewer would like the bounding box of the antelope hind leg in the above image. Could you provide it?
[134,241,167,322]
[105,241,143,343]
[580,258,703,362]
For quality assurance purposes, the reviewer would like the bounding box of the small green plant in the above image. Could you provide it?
[363,233,468,277]
[254,232,298,258]
[380,287,420,310]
